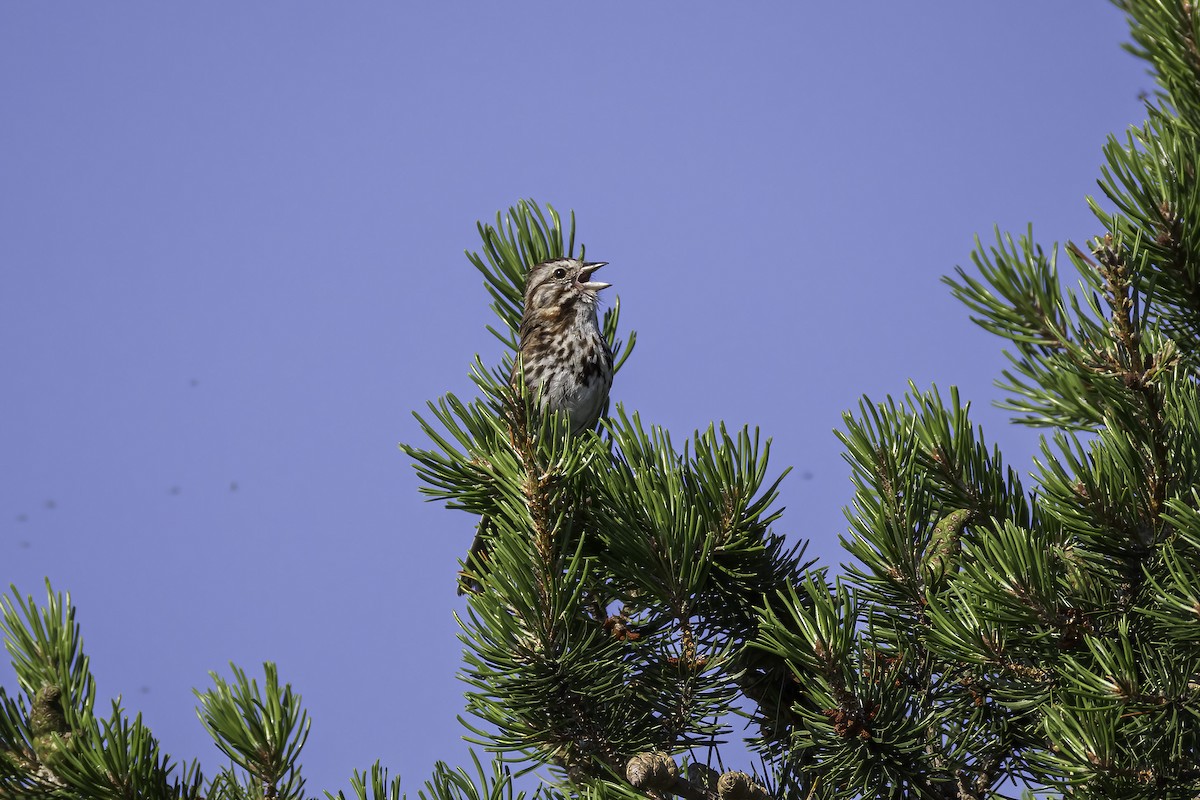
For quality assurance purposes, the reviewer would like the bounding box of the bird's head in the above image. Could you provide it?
[524,258,610,313]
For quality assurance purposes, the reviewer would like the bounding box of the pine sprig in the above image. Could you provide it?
[0,582,96,734]
[196,663,311,800]
[0,582,204,799]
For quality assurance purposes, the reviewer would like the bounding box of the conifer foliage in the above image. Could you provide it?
[4,3,1200,798]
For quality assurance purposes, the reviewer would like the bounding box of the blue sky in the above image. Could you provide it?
[2,3,1146,794]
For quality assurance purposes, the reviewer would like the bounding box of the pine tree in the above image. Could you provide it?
[4,3,1200,798]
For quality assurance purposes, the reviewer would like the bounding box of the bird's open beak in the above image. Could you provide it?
[577,261,611,291]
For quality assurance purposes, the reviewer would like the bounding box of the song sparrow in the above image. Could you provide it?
[459,257,614,593]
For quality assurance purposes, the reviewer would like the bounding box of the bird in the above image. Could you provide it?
[459,257,614,594]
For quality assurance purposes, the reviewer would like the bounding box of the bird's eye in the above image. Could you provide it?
[553,268,567,279]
